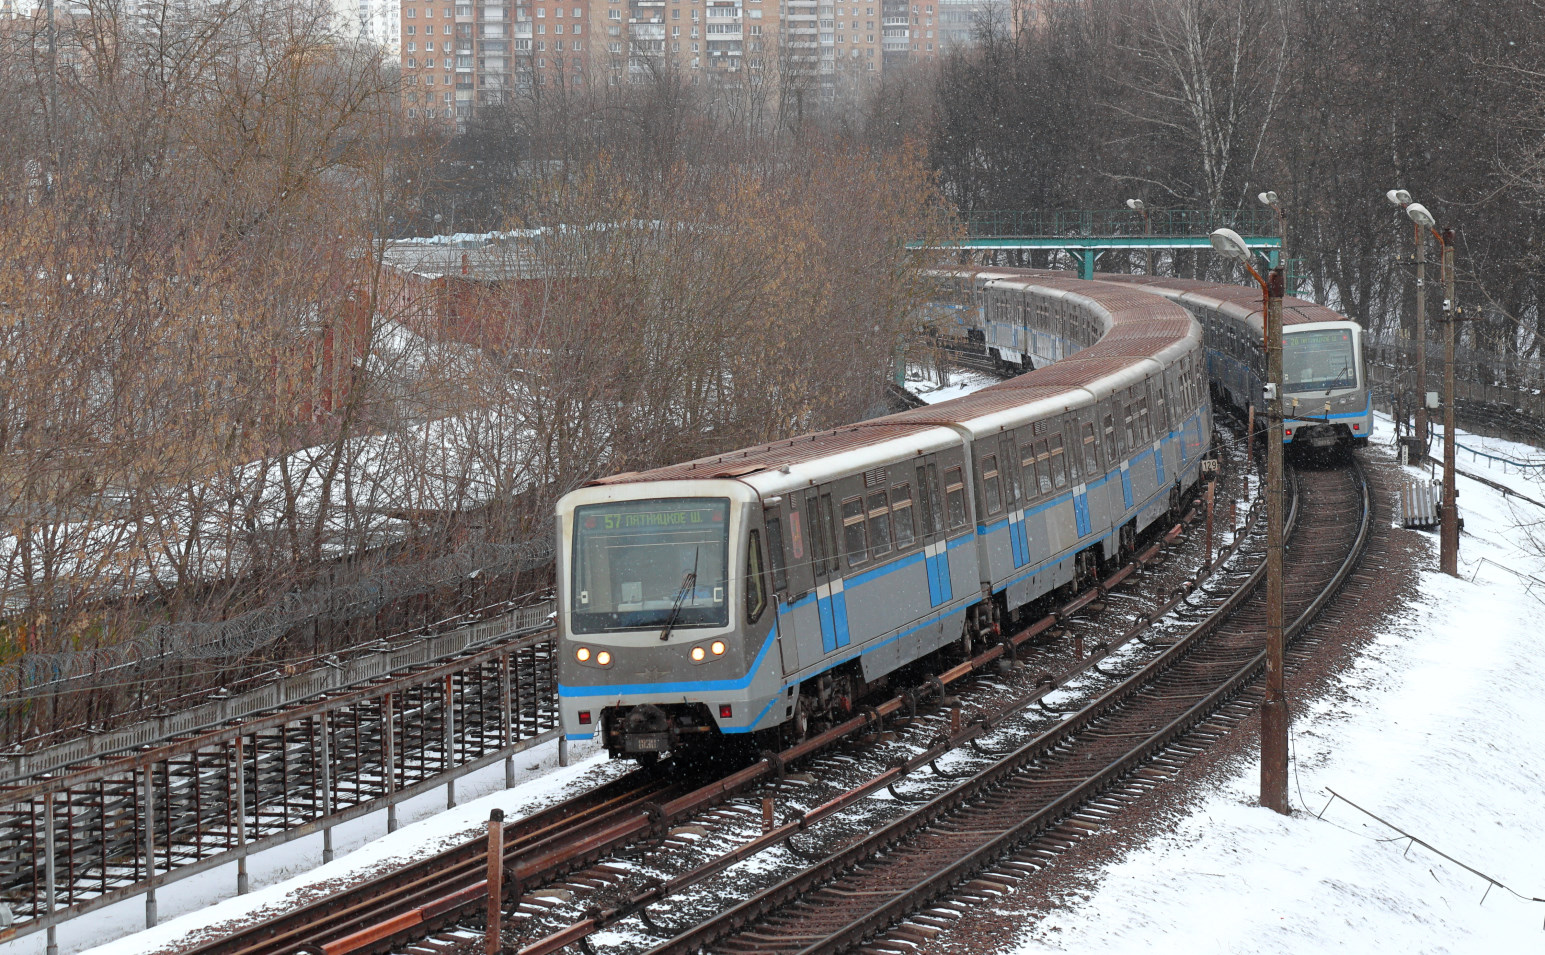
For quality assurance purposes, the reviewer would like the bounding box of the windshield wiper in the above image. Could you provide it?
[658,547,701,642]
[1326,361,1350,395]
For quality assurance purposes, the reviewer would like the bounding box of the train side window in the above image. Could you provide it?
[841,496,868,566]
[1123,402,1136,451]
[1049,435,1068,488]
[891,484,915,548]
[1136,392,1150,443]
[1035,440,1054,494]
[745,530,767,624]
[804,493,825,571]
[820,494,839,574]
[867,491,892,557]
[915,466,935,537]
[980,454,1003,515]
[1082,422,1099,476]
[1155,382,1169,435]
[944,466,968,529]
[764,513,789,593]
[1020,444,1042,500]
[1000,435,1021,506]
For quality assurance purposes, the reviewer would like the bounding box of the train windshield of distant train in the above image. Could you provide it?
[570,498,731,634]
[1282,328,1358,394]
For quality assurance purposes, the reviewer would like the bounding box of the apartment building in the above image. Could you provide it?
[398,0,962,124]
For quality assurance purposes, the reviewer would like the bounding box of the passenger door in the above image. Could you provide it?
[804,488,850,654]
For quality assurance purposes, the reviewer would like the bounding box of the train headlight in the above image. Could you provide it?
[690,646,706,662]
[710,641,726,656]
[596,651,611,666]
[576,647,591,663]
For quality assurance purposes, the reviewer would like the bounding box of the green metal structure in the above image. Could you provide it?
[914,208,1286,282]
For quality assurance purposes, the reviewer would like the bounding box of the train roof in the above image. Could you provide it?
[1085,273,1353,330]
[589,271,1201,496]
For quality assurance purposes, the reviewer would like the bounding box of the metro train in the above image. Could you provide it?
[554,270,1213,760]
[969,271,1373,449]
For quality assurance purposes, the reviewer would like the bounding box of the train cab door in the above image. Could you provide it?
[762,503,800,677]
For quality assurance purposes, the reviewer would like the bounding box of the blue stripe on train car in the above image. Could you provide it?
[1074,491,1091,537]
[818,595,836,653]
[1155,442,1166,485]
[925,551,942,606]
[937,550,954,602]
[1121,469,1133,510]
[832,590,851,648]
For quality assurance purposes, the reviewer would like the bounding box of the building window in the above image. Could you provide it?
[555,39,563,48]
[573,23,581,33]
[573,39,582,48]
[555,22,563,32]
[407,24,415,33]
[536,39,544,48]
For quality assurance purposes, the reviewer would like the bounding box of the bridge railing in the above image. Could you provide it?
[962,208,1279,238]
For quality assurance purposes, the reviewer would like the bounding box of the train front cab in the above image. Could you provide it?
[555,479,786,760]
[1280,322,1373,448]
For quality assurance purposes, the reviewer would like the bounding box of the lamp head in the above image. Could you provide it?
[1209,227,1251,262]
[1405,202,1436,228]
[1257,191,1279,206]
[1126,198,1145,211]
[1386,189,1412,207]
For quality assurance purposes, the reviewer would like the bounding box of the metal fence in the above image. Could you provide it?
[0,606,559,945]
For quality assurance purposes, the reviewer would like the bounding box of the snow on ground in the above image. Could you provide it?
[905,365,1001,404]
[30,411,1545,955]
[1011,414,1545,953]
[18,737,612,955]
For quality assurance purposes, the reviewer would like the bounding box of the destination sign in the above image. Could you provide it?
[580,499,728,533]
[1288,329,1351,347]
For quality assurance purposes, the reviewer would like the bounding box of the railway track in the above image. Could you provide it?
[182,432,1256,955]
[640,454,1370,955]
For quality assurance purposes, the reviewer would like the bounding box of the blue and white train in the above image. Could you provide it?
[554,270,1212,760]
[973,272,1374,448]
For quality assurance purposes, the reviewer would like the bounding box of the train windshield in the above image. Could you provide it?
[570,497,731,634]
[1283,328,1358,394]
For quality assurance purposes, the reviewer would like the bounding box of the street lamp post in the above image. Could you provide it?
[1257,191,1287,287]
[1386,189,1429,455]
[1126,198,1153,276]
[1397,199,1462,577]
[1440,226,1459,576]
[1210,228,1289,815]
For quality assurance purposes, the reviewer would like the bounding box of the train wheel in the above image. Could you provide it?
[788,702,811,745]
